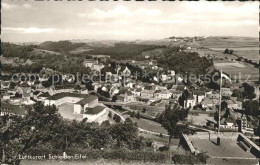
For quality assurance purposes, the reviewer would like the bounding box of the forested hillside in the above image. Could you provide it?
[157,47,214,74]
[87,43,166,60]
[39,41,87,52]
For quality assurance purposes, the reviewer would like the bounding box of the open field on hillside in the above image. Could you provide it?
[214,60,259,82]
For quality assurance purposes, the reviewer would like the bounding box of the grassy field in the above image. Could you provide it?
[122,114,168,134]
[214,60,259,82]
[198,37,259,62]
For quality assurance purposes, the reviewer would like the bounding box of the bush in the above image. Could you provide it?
[136,112,140,119]
[172,153,208,164]
[130,111,135,117]
[108,111,112,118]
[113,114,121,123]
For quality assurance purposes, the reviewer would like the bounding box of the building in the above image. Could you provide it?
[193,90,206,104]
[154,89,172,99]
[171,90,182,100]
[121,66,131,76]
[116,91,136,103]
[44,92,91,106]
[2,92,11,100]
[140,90,154,98]
[226,99,242,110]
[73,95,98,114]
[48,85,75,96]
[84,59,96,68]
[83,105,107,123]
[184,95,196,109]
[16,86,31,102]
[221,88,232,97]
[201,98,219,110]
[1,102,26,116]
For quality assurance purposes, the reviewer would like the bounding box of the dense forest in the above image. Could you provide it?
[87,43,166,60]
[1,43,36,59]
[39,41,87,52]
[0,102,160,164]
[156,47,213,74]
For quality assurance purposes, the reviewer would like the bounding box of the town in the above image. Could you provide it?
[1,1,260,164]
[1,35,260,164]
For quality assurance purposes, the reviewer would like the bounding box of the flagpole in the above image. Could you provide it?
[218,70,222,145]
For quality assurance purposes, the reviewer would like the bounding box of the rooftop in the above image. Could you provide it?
[85,105,106,115]
[47,92,89,100]
[1,102,26,115]
[75,95,98,105]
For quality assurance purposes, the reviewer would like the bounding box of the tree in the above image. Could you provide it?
[142,108,147,113]
[232,89,242,98]
[130,111,135,118]
[113,114,121,123]
[108,111,112,118]
[243,100,259,116]
[110,121,139,148]
[158,104,189,147]
[242,83,256,99]
[136,112,140,119]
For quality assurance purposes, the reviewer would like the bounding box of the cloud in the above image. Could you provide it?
[85,6,161,20]
[2,2,33,10]
[2,2,18,10]
[3,27,56,34]
[150,20,192,24]
[23,4,32,9]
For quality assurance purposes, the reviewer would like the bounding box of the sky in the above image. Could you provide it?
[1,0,259,42]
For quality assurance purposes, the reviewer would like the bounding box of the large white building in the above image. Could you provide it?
[73,95,98,114]
[83,105,107,123]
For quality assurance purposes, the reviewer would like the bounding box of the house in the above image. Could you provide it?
[16,86,31,102]
[169,70,175,76]
[38,74,49,82]
[2,92,11,100]
[83,105,107,123]
[226,99,242,110]
[32,91,42,100]
[125,82,135,88]
[1,102,26,116]
[1,81,10,89]
[160,75,167,82]
[93,63,105,72]
[116,91,136,103]
[133,88,142,97]
[184,95,196,109]
[74,95,98,114]
[201,98,219,110]
[109,86,120,96]
[84,59,96,68]
[38,92,50,101]
[48,85,74,96]
[140,90,154,98]
[222,90,233,97]
[145,55,150,59]
[172,85,186,91]
[207,93,220,99]
[154,89,172,99]
[193,90,206,104]
[121,66,131,76]
[171,90,182,100]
